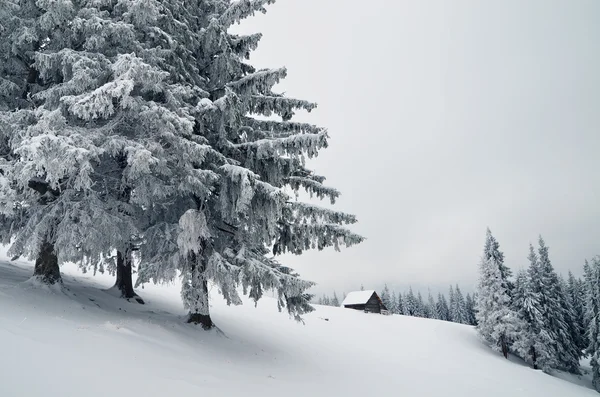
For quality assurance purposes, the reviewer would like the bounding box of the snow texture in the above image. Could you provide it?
[0,254,595,397]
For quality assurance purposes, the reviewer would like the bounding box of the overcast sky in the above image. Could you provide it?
[234,0,600,296]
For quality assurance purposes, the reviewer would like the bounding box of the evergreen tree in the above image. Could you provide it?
[465,293,477,325]
[537,237,581,373]
[448,285,456,322]
[427,291,438,319]
[0,0,363,329]
[405,288,417,316]
[452,285,468,324]
[397,292,405,315]
[484,228,514,295]
[415,291,426,318]
[380,284,392,311]
[475,229,521,358]
[436,293,451,321]
[389,291,399,314]
[417,292,431,318]
[585,256,600,391]
[567,271,587,352]
[511,260,553,371]
[331,291,340,307]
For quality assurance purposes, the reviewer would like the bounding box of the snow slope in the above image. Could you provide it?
[0,256,595,397]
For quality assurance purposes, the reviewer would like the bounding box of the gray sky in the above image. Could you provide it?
[234,0,600,296]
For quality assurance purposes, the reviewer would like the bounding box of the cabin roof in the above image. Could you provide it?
[342,290,376,305]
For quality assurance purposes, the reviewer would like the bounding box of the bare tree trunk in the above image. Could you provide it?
[114,250,144,304]
[500,335,509,359]
[186,254,213,330]
[531,346,538,369]
[34,241,61,285]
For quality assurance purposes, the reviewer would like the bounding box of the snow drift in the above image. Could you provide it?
[0,257,595,397]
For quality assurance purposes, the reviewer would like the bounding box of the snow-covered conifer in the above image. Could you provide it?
[427,291,438,319]
[452,285,468,324]
[484,228,514,296]
[331,291,340,307]
[416,292,426,318]
[536,237,581,373]
[380,284,392,311]
[389,291,398,314]
[475,229,521,358]
[0,0,363,329]
[585,256,600,391]
[566,271,587,352]
[465,293,477,326]
[511,260,554,371]
[405,288,417,316]
[437,293,451,321]
[448,285,455,320]
[397,292,405,315]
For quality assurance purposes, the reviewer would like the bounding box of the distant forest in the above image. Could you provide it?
[317,284,477,326]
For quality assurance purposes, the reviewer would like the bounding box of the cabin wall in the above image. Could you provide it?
[344,304,366,311]
[364,295,382,313]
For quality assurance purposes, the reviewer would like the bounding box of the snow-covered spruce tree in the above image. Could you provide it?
[448,285,455,319]
[536,237,581,373]
[511,258,554,371]
[0,0,61,284]
[567,271,587,352]
[483,228,514,297]
[475,230,521,358]
[331,291,340,307]
[437,292,451,321]
[0,0,146,287]
[585,256,600,391]
[388,291,398,314]
[404,288,417,316]
[416,292,426,318]
[465,293,477,326]
[380,284,392,310]
[0,0,363,325]
[131,0,363,328]
[452,285,468,324]
[427,291,438,320]
[397,292,405,315]
[559,275,584,361]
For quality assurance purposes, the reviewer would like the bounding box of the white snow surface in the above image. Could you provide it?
[0,253,595,397]
[342,289,376,305]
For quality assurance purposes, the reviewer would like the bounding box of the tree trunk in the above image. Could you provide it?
[531,346,538,369]
[186,254,214,330]
[500,336,509,359]
[114,250,144,304]
[34,241,61,285]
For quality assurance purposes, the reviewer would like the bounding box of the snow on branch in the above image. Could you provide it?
[233,131,328,161]
[273,223,364,256]
[61,53,168,120]
[230,33,263,59]
[286,176,340,204]
[243,117,322,136]
[223,246,315,320]
[219,164,258,218]
[286,202,358,225]
[247,95,317,120]
[177,209,210,256]
[220,0,276,28]
[227,68,286,97]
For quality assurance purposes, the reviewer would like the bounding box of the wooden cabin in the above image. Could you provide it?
[342,290,388,314]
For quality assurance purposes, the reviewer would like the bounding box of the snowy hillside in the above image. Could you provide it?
[0,257,595,397]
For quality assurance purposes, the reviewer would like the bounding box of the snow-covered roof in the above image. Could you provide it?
[342,290,376,305]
